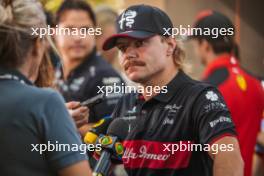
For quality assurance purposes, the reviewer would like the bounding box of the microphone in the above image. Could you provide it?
[84,117,113,144]
[80,93,105,107]
[93,118,129,176]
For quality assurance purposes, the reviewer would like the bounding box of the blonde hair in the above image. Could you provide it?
[172,40,186,69]
[0,0,46,67]
[0,0,59,87]
[161,36,186,69]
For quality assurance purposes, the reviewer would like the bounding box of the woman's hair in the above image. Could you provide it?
[0,0,57,87]
[0,0,47,68]
[35,53,55,88]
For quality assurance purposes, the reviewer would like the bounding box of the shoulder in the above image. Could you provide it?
[111,92,138,118]
[94,55,121,75]
[22,86,65,109]
[204,67,229,87]
[178,77,225,113]
[87,55,124,83]
[181,74,218,98]
[31,86,63,101]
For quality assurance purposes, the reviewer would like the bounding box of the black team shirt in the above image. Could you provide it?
[56,48,124,123]
[111,70,237,176]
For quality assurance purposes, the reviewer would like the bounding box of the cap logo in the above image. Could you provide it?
[119,10,137,30]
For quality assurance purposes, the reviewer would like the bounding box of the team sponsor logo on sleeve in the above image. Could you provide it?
[236,75,247,91]
[205,91,219,101]
[204,101,227,113]
[209,116,232,128]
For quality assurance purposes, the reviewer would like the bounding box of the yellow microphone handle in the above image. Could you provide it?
[84,132,98,144]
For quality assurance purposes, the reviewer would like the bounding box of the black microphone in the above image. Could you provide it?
[92,118,129,176]
[80,93,105,107]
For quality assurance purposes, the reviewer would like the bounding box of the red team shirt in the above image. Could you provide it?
[203,54,264,176]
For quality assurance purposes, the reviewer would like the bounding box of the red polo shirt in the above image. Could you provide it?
[203,54,264,176]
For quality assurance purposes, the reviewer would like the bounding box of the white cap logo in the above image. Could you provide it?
[119,10,137,30]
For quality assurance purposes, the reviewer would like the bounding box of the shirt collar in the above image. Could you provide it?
[153,70,191,103]
[0,67,33,86]
[203,54,238,79]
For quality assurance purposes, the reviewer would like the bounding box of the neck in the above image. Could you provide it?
[62,57,83,79]
[141,65,179,101]
[205,52,230,66]
[17,63,33,82]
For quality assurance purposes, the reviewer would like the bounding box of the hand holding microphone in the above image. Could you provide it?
[66,101,89,128]
[83,117,113,144]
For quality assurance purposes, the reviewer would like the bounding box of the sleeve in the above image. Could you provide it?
[84,70,124,123]
[41,91,88,170]
[192,87,237,145]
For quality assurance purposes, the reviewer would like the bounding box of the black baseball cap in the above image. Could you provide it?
[103,4,173,50]
[189,10,235,41]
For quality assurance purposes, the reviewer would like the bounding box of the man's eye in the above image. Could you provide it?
[135,40,144,48]
[117,45,127,53]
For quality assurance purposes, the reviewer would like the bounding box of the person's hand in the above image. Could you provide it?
[66,101,89,129]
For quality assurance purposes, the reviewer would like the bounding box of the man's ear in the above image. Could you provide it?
[166,37,176,56]
[200,39,212,53]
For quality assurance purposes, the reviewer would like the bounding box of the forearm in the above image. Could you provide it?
[211,137,244,176]
[213,151,244,176]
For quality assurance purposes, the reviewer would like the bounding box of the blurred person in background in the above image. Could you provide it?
[36,11,89,138]
[232,42,264,176]
[54,0,124,134]
[36,41,89,138]
[95,6,120,70]
[0,0,92,175]
[189,10,264,176]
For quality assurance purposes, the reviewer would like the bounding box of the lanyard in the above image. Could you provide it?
[0,73,26,85]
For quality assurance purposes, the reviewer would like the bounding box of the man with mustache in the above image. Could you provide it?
[103,4,244,176]
[54,0,124,135]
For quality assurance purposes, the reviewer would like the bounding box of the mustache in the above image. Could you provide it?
[69,44,86,49]
[124,60,146,70]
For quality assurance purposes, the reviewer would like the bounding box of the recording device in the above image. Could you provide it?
[80,93,105,107]
[84,117,113,144]
[93,118,129,176]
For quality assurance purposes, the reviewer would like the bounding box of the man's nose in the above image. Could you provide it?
[72,34,82,41]
[125,44,137,59]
